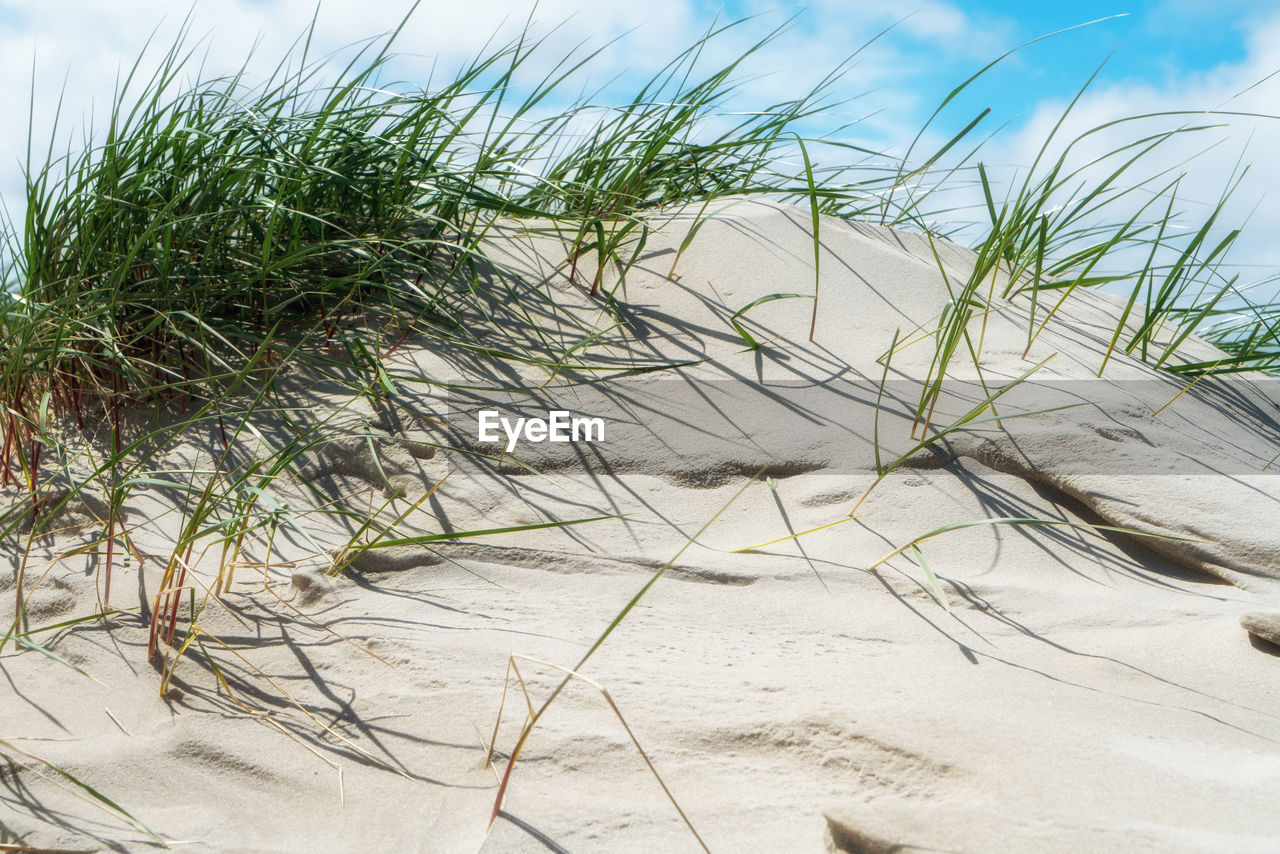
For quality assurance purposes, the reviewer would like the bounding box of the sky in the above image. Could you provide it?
[1,0,1278,299]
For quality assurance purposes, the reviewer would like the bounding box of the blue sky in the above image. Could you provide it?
[717,1,1275,140]
[1,1,1278,294]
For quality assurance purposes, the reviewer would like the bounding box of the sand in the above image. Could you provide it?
[3,198,1278,853]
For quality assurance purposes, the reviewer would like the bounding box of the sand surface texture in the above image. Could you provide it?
[4,199,1279,853]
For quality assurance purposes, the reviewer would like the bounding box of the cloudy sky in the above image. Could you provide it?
[1,0,1278,294]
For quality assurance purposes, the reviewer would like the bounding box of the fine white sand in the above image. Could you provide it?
[4,198,1279,853]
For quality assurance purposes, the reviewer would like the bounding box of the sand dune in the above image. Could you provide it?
[4,199,1278,853]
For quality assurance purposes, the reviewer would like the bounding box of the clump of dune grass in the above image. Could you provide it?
[0,11,859,438]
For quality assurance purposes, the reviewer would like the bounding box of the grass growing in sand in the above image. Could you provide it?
[2,6,1279,848]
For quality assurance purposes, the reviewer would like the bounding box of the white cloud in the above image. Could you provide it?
[0,0,704,218]
[976,10,1280,294]
[788,0,1015,61]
